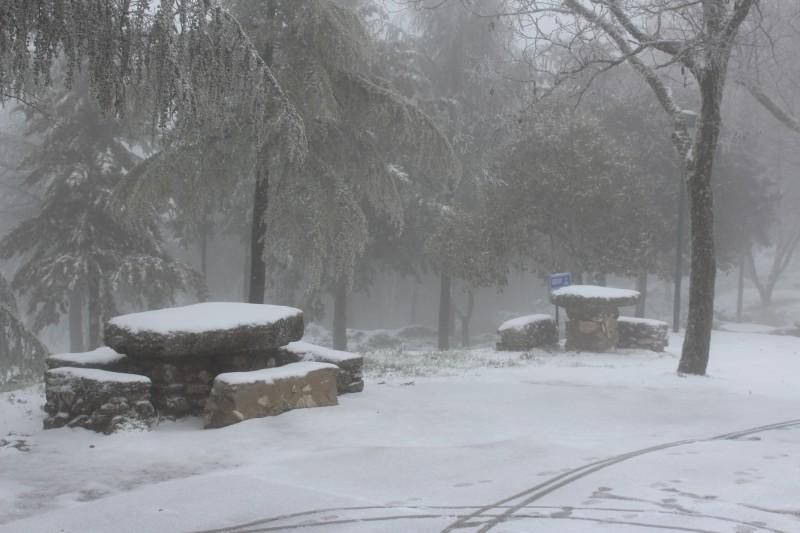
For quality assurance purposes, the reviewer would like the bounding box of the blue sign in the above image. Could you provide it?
[549,272,572,291]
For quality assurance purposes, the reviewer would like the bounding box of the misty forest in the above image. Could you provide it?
[1,1,800,532]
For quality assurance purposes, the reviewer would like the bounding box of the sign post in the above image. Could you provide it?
[549,272,572,326]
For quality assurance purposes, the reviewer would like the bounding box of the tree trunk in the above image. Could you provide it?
[248,151,269,304]
[635,271,648,318]
[68,284,85,352]
[459,290,475,347]
[409,277,418,324]
[736,251,745,322]
[594,272,607,286]
[242,238,251,301]
[678,77,722,376]
[199,221,209,280]
[333,279,347,351]
[437,272,451,351]
[87,264,103,349]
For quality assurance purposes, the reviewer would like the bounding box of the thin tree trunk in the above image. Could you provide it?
[409,277,418,324]
[333,279,347,351]
[248,151,269,304]
[199,221,209,280]
[678,77,721,376]
[68,284,85,352]
[242,238,251,301]
[635,271,648,318]
[736,251,745,322]
[87,264,103,349]
[438,272,451,351]
[459,290,475,347]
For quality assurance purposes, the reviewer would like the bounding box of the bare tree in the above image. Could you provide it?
[732,0,800,310]
[504,0,757,375]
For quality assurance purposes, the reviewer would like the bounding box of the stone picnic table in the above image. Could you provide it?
[550,285,640,352]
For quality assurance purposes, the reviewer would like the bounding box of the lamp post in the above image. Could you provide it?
[673,109,697,333]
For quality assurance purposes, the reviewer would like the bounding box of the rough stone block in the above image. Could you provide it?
[617,317,669,352]
[44,367,155,434]
[204,362,339,428]
[496,314,557,351]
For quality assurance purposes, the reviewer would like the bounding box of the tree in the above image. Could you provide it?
[2,2,308,309]
[0,273,48,389]
[493,105,659,280]
[0,74,204,349]
[731,2,800,310]
[226,0,457,349]
[508,0,757,375]
[412,0,518,349]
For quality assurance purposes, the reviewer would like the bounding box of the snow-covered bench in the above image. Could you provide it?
[204,362,339,428]
[46,346,127,372]
[44,367,156,434]
[278,341,364,393]
[616,317,669,352]
[496,314,557,351]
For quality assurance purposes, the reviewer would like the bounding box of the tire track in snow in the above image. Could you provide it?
[185,419,800,533]
[189,504,785,533]
[445,418,800,532]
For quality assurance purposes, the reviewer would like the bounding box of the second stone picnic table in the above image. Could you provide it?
[550,285,640,352]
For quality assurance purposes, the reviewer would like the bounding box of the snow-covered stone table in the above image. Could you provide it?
[496,314,557,351]
[103,302,305,417]
[550,285,639,352]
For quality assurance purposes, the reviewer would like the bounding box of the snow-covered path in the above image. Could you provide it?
[1,331,798,532]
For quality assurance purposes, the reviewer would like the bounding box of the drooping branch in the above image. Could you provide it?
[739,81,800,134]
[562,0,693,160]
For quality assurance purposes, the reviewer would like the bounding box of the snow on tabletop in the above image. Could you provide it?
[47,346,125,365]
[108,302,302,335]
[551,284,640,300]
[497,314,552,332]
[47,367,151,384]
[284,341,360,363]
[617,316,669,327]
[215,362,338,386]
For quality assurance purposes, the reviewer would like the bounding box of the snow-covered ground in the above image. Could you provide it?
[1,330,799,533]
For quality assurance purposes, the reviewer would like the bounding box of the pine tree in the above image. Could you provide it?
[0,273,47,389]
[223,0,457,348]
[0,74,205,349]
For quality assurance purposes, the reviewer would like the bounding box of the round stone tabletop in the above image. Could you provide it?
[550,285,640,308]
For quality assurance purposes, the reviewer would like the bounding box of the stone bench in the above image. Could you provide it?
[496,314,557,351]
[278,341,364,393]
[44,367,156,434]
[204,362,339,428]
[617,317,669,352]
